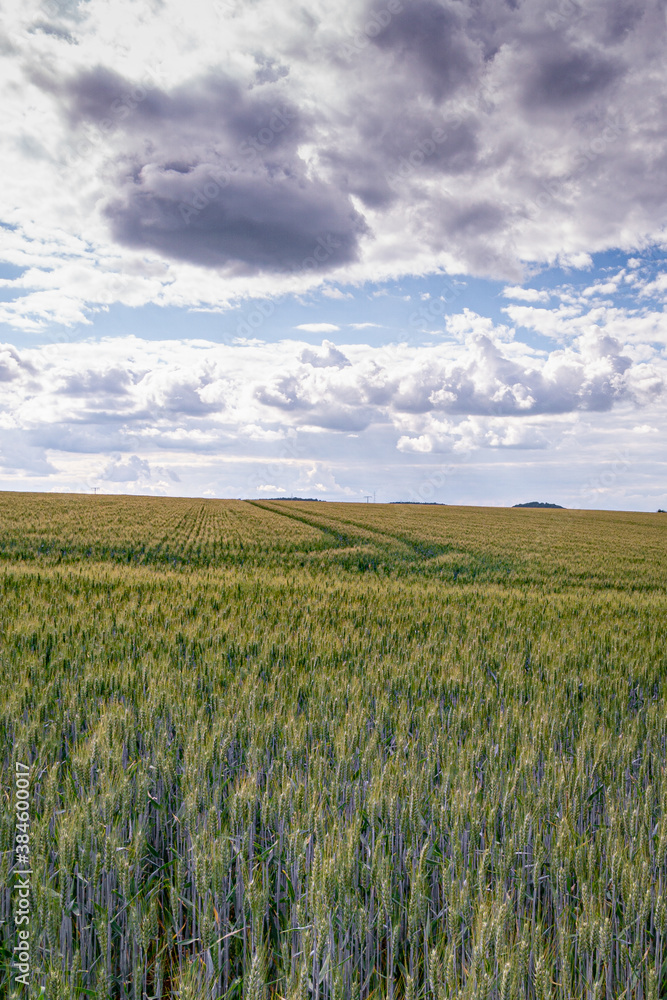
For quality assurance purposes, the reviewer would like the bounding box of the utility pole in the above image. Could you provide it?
[364,495,371,503]
[92,487,99,495]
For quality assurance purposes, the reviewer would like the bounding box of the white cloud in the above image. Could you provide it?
[101,453,151,482]
[295,323,341,333]
[397,434,433,454]
[502,287,552,303]
[582,280,621,297]
[639,273,667,298]
[299,340,351,369]
[0,305,663,505]
[557,253,594,272]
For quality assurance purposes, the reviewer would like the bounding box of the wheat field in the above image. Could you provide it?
[1,493,666,1000]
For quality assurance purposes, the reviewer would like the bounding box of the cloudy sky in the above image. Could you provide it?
[1,0,666,507]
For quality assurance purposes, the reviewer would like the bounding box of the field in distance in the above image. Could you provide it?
[0,491,665,589]
[1,493,666,1000]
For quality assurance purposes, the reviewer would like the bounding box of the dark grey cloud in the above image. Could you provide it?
[105,166,368,273]
[43,66,369,273]
[604,2,645,42]
[318,149,396,209]
[322,110,479,208]
[369,0,479,102]
[522,49,622,111]
[446,201,505,237]
[59,67,298,145]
